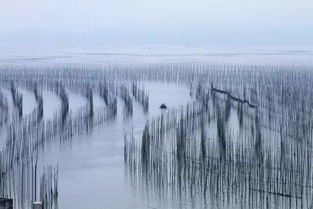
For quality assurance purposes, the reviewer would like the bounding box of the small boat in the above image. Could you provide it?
[160,104,167,109]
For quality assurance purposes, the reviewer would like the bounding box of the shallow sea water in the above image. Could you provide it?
[2,44,313,209]
[37,81,191,209]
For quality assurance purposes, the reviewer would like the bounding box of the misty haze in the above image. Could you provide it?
[1,0,313,209]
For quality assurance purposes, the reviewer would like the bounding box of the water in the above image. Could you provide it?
[36,81,191,209]
[1,44,313,66]
[1,44,313,209]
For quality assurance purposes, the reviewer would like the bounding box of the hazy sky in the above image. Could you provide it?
[1,0,313,45]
